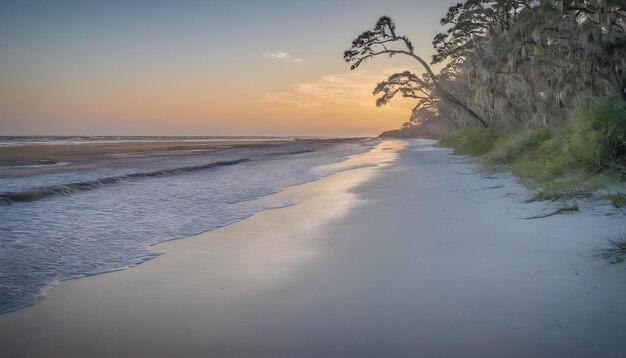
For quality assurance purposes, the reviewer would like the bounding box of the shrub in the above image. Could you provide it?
[510,127,572,183]
[486,127,553,165]
[439,97,626,206]
[602,193,626,208]
[441,128,500,156]
[565,97,626,172]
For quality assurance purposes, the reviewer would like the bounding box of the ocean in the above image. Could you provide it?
[0,136,377,314]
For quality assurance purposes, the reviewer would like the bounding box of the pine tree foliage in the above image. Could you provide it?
[344,16,489,127]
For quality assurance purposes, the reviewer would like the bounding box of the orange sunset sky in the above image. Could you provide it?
[0,0,454,137]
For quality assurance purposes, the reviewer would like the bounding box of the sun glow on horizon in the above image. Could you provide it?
[0,0,455,136]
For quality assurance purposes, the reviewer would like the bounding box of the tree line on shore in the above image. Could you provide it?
[345,0,626,202]
[345,0,625,131]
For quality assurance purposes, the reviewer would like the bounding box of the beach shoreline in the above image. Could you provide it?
[1,139,625,357]
[0,137,378,315]
[0,137,367,164]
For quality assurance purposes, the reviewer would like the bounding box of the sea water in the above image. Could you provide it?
[0,137,376,314]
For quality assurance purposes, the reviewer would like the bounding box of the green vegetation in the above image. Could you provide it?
[602,193,626,208]
[566,97,626,173]
[439,128,501,156]
[344,2,625,206]
[599,232,626,264]
[442,97,626,202]
[344,1,625,133]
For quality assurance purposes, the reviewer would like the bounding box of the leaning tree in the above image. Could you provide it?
[373,71,458,126]
[343,16,489,128]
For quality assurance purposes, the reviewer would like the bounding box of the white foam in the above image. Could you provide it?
[0,140,377,313]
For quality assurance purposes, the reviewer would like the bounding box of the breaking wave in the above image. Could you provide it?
[0,159,250,204]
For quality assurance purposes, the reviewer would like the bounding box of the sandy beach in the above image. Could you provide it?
[0,138,357,165]
[1,139,625,357]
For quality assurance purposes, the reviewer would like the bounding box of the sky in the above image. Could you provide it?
[0,0,457,137]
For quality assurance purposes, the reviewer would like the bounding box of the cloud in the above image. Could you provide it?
[258,67,415,113]
[261,50,303,63]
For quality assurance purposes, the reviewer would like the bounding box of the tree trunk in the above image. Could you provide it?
[440,91,489,128]
[402,50,489,128]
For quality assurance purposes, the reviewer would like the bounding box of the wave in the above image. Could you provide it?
[287,149,316,155]
[0,158,250,204]
[0,159,60,168]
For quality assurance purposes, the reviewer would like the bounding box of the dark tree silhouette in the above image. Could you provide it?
[343,16,489,128]
[373,71,454,124]
[432,1,531,66]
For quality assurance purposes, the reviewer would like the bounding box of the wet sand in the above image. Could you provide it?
[0,138,355,164]
[0,139,625,357]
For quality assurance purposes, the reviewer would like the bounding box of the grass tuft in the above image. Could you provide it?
[525,190,584,203]
[601,193,626,208]
[523,202,578,219]
[599,231,626,264]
